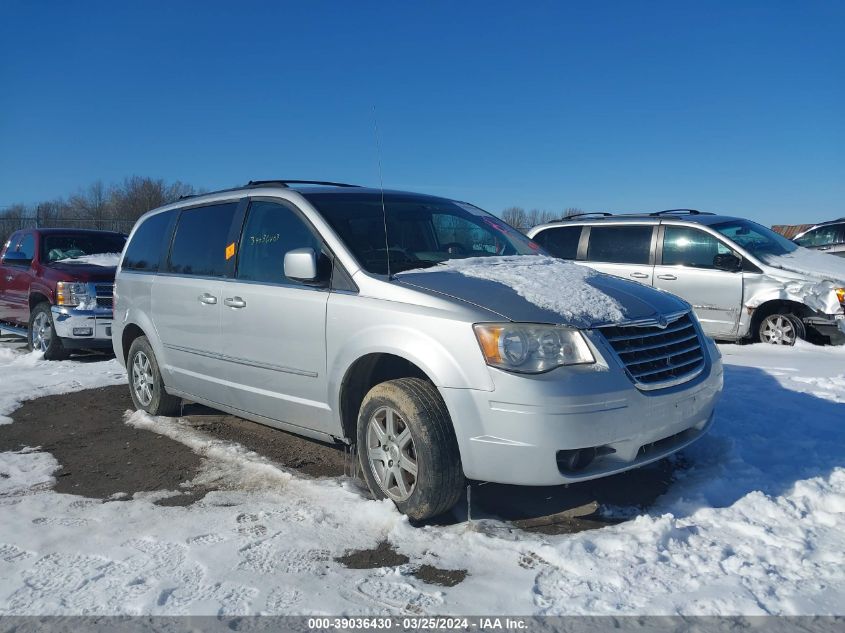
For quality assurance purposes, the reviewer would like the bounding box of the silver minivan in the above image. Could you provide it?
[113,183,723,520]
[529,211,845,346]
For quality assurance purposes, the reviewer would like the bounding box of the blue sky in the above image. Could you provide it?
[1,1,842,225]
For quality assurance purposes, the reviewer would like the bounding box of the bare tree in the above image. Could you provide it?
[68,181,112,229]
[562,207,582,218]
[501,206,527,230]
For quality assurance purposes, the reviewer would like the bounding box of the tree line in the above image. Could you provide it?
[0,176,197,244]
[501,206,583,231]
[1,175,585,246]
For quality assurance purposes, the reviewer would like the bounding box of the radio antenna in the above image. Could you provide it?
[372,105,390,278]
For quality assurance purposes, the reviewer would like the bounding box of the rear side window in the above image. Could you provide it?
[533,226,582,259]
[662,226,732,269]
[168,203,239,277]
[586,226,653,264]
[237,200,321,284]
[123,211,175,272]
[794,224,845,247]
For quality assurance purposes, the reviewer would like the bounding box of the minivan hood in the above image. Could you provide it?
[757,248,845,285]
[396,257,688,328]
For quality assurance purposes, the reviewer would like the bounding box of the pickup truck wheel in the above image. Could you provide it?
[28,303,69,360]
[758,312,805,346]
[127,336,181,416]
[357,378,464,521]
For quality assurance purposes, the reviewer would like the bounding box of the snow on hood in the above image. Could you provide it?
[56,252,121,267]
[759,247,845,284]
[755,248,845,315]
[397,256,687,327]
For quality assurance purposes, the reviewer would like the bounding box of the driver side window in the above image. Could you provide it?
[236,200,322,285]
[662,226,733,269]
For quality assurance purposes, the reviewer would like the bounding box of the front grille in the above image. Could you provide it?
[94,283,114,309]
[599,312,705,389]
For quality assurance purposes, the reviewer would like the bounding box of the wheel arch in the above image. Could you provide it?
[337,352,433,442]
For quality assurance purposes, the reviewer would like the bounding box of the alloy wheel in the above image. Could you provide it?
[760,314,797,345]
[366,406,418,501]
[31,312,52,352]
[131,350,155,406]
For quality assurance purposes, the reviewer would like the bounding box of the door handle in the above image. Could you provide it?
[657,274,677,281]
[818,246,831,251]
[630,272,649,279]
[198,293,218,305]
[224,296,246,309]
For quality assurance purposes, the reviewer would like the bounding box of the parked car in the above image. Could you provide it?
[528,210,845,346]
[114,181,723,520]
[793,219,845,256]
[0,228,126,359]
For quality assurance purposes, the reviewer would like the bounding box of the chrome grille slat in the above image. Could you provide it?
[599,312,705,390]
[624,342,704,366]
[631,357,704,379]
[616,332,699,355]
[603,320,694,342]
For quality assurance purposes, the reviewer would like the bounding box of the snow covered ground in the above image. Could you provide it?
[0,338,843,616]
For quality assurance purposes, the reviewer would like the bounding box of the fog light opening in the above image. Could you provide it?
[557,447,597,473]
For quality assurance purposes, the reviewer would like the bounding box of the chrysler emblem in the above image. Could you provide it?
[656,315,669,329]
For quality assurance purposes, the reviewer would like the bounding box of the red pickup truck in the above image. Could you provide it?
[0,228,126,359]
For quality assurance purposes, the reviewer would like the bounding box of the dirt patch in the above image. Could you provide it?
[412,564,467,587]
[0,384,348,503]
[335,541,410,569]
[0,386,203,501]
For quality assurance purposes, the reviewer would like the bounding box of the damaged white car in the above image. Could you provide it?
[529,211,845,346]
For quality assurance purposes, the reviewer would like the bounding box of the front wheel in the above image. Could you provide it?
[357,378,464,521]
[28,303,69,360]
[127,336,181,416]
[758,312,805,346]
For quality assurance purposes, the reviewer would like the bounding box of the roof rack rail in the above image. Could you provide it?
[558,212,614,221]
[245,180,361,188]
[649,209,714,216]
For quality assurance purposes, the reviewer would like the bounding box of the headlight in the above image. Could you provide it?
[473,323,594,373]
[836,288,845,305]
[56,281,91,307]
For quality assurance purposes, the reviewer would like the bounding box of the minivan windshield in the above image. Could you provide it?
[711,219,798,258]
[304,192,543,274]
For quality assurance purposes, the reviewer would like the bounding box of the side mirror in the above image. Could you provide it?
[284,247,319,282]
[713,253,741,272]
[1,251,32,266]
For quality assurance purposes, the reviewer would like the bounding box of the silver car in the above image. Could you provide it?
[113,183,723,520]
[529,210,845,346]
[793,219,845,257]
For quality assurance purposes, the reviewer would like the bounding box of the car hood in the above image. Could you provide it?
[396,260,689,328]
[48,262,117,282]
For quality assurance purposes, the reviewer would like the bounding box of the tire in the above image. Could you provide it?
[28,303,69,360]
[127,336,181,416]
[357,377,464,521]
[757,312,806,346]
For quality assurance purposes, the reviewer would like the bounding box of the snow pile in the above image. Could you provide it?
[56,252,121,267]
[401,256,625,324]
[0,346,126,424]
[0,338,844,615]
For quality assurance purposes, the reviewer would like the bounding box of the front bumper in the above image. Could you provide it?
[51,306,113,347]
[440,338,723,486]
